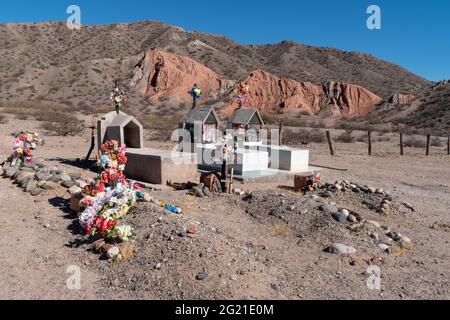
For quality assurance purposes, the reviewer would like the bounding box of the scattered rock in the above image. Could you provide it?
[141,192,155,203]
[30,188,44,196]
[62,180,75,188]
[324,243,356,255]
[68,185,82,196]
[386,231,400,241]
[366,220,381,229]
[75,180,88,189]
[319,204,338,214]
[269,208,281,217]
[60,174,72,182]
[192,186,205,198]
[332,211,348,224]
[378,243,391,253]
[16,172,34,184]
[42,181,58,190]
[301,198,319,209]
[106,246,120,259]
[187,225,197,235]
[368,232,379,241]
[203,187,213,197]
[320,191,333,198]
[36,173,52,182]
[196,272,208,281]
[25,179,36,192]
[5,167,18,178]
[347,214,357,223]
[340,209,350,217]
[19,175,34,188]
[48,175,62,183]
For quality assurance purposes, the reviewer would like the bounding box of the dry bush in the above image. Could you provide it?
[430,137,443,147]
[261,113,278,125]
[376,136,391,142]
[336,130,355,143]
[356,134,368,142]
[284,128,325,145]
[404,137,426,148]
[40,112,82,136]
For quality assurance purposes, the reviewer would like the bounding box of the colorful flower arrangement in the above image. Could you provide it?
[233,82,250,107]
[78,140,140,242]
[9,131,41,167]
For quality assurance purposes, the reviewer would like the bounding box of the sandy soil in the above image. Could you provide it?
[0,115,448,300]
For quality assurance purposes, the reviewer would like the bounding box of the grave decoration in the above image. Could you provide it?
[232,82,250,108]
[77,140,139,242]
[8,131,42,167]
[188,83,202,108]
[108,81,128,114]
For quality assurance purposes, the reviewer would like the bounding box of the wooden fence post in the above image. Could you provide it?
[368,130,372,156]
[426,134,431,156]
[447,136,450,155]
[400,132,404,156]
[326,131,335,156]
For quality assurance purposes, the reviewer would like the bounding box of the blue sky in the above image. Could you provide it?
[1,0,449,81]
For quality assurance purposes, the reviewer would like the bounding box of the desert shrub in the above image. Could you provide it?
[336,130,355,143]
[285,128,325,145]
[356,134,367,142]
[309,120,327,128]
[40,113,82,136]
[376,136,391,142]
[261,113,278,125]
[404,137,426,148]
[430,137,443,147]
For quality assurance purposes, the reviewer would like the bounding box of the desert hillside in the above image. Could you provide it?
[0,21,433,118]
[2,20,449,134]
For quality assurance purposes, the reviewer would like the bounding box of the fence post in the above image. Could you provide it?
[326,131,335,156]
[447,136,450,155]
[400,132,404,156]
[368,130,372,156]
[426,134,431,156]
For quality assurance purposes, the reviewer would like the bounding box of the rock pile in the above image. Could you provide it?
[1,161,86,197]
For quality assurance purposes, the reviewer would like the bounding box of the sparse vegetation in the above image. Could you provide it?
[284,128,325,145]
[404,137,426,148]
[40,112,83,136]
[335,130,355,143]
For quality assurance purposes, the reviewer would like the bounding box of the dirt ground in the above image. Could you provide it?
[0,115,448,300]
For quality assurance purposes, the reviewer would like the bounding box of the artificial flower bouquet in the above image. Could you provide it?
[78,140,141,243]
[9,131,41,167]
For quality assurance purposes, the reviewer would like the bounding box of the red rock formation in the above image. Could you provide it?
[130,50,383,118]
[130,49,229,105]
[221,70,383,118]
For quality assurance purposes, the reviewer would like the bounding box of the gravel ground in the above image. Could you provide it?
[0,115,448,299]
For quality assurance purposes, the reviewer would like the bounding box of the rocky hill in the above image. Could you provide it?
[0,20,440,122]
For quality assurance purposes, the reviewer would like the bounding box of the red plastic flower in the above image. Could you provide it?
[117,153,127,165]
